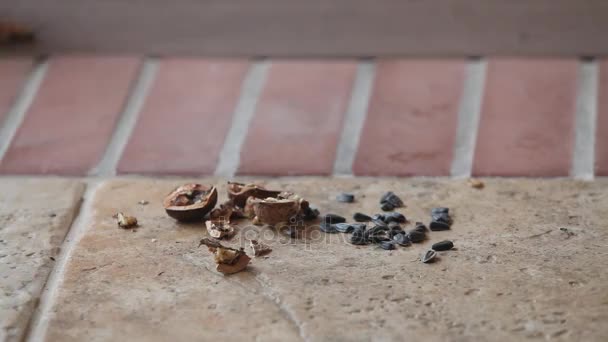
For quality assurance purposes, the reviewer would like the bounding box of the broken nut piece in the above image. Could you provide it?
[116,212,138,228]
[163,184,218,221]
[227,182,282,208]
[249,239,272,257]
[205,220,235,239]
[199,238,251,275]
[468,178,484,189]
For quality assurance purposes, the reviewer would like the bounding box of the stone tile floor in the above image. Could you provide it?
[2,177,607,341]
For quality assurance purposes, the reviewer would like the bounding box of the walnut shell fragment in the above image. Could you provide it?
[199,238,251,275]
[205,220,235,239]
[249,240,272,257]
[247,197,301,226]
[116,212,138,228]
[227,182,282,208]
[163,184,218,221]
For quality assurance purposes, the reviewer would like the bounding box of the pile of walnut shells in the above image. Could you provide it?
[162,182,316,275]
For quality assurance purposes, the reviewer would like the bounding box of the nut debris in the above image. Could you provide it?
[468,178,484,189]
[116,212,138,228]
[249,240,272,257]
[199,238,251,275]
[205,220,235,239]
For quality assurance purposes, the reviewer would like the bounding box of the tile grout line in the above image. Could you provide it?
[0,58,48,162]
[571,59,598,180]
[25,180,103,342]
[333,60,375,176]
[214,60,270,178]
[89,58,159,177]
[450,58,486,178]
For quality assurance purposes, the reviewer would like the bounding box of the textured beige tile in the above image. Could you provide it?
[0,178,84,342]
[44,178,608,341]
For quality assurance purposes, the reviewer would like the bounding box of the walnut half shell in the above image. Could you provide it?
[163,184,218,221]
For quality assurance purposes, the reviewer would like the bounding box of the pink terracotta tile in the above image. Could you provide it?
[118,59,249,175]
[596,60,608,176]
[238,61,357,176]
[353,60,465,176]
[473,59,578,177]
[0,58,33,122]
[0,56,140,175]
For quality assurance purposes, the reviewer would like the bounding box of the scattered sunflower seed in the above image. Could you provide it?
[379,240,396,250]
[380,191,404,208]
[384,212,406,224]
[432,240,454,251]
[320,222,339,233]
[302,206,320,221]
[408,230,426,243]
[138,200,149,205]
[388,227,405,238]
[323,213,346,224]
[429,221,451,231]
[334,223,355,233]
[421,250,437,263]
[116,212,138,228]
[351,223,367,231]
[336,193,355,203]
[393,233,411,246]
[350,230,368,245]
[353,212,372,222]
[387,221,401,230]
[380,202,395,211]
[414,222,428,232]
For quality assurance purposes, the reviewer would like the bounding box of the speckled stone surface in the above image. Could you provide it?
[42,178,608,341]
[0,178,84,342]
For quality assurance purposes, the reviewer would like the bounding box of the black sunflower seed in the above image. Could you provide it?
[336,193,355,203]
[429,221,451,231]
[431,207,449,214]
[323,214,346,224]
[432,212,453,225]
[320,222,338,233]
[371,218,388,228]
[380,202,395,212]
[353,212,372,222]
[334,223,354,233]
[302,206,320,220]
[379,240,396,250]
[432,240,454,251]
[351,223,367,232]
[385,212,406,224]
[388,227,404,238]
[421,250,437,263]
[393,233,411,246]
[368,234,391,243]
[380,191,404,208]
[387,221,400,229]
[371,214,385,221]
[408,230,426,243]
[414,222,428,232]
[350,234,368,245]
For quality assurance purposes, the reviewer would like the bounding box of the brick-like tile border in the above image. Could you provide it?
[237,61,357,176]
[0,56,140,175]
[473,59,578,177]
[353,59,465,176]
[118,59,250,176]
[0,56,602,178]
